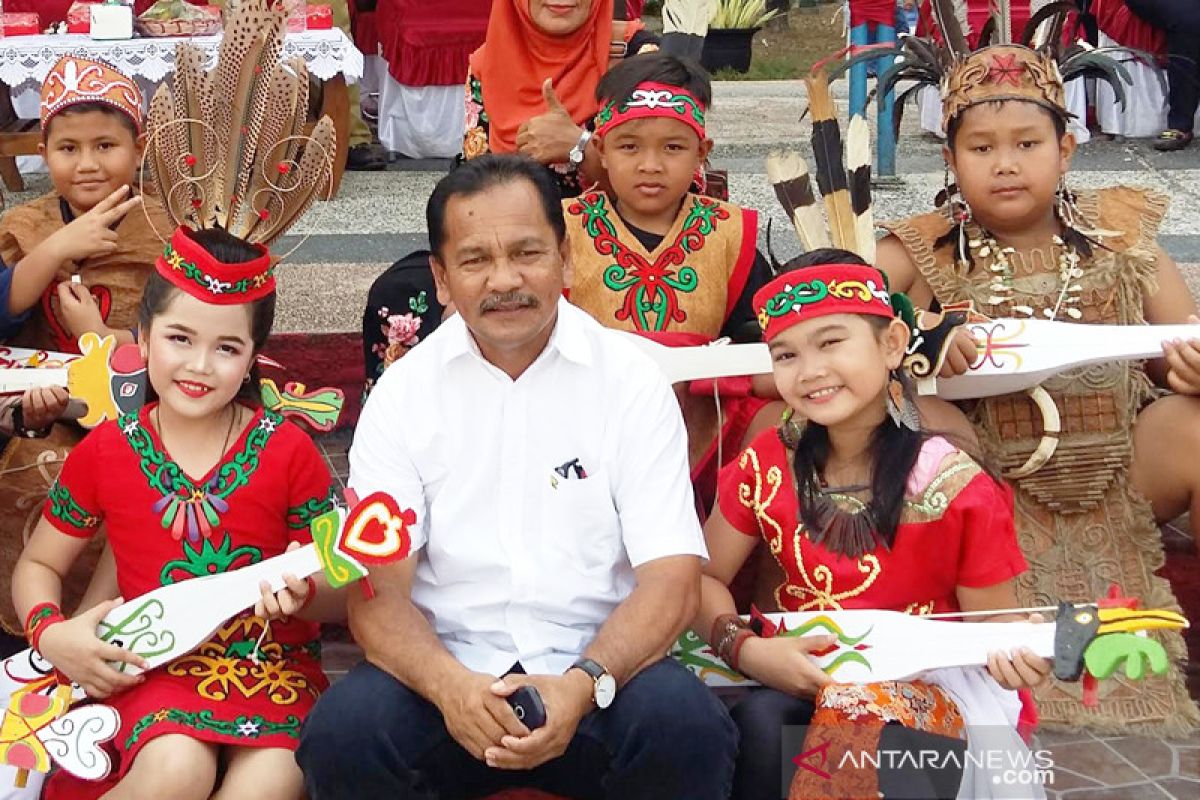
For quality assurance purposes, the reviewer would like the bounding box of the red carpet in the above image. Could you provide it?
[263,331,365,430]
[1159,536,1200,698]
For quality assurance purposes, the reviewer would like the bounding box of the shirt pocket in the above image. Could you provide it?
[541,469,621,573]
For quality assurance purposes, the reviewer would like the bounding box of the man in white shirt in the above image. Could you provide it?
[298,154,737,799]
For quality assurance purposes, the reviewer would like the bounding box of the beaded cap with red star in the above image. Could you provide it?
[941,45,1067,130]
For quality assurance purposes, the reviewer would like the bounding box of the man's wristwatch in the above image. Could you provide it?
[569,658,616,709]
[568,129,593,171]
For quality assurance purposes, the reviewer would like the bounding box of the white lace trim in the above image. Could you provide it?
[0,29,363,88]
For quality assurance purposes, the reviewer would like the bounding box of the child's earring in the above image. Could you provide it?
[885,370,920,431]
[1054,177,1081,230]
[243,373,252,384]
[778,407,806,448]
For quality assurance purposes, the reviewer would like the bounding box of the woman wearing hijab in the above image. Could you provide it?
[462,0,659,197]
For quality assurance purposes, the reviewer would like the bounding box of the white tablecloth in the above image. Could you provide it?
[0,28,363,90]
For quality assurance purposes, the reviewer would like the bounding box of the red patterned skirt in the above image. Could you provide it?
[44,615,326,800]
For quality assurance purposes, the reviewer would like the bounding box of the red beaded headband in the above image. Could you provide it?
[753,264,895,342]
[594,81,707,140]
[156,227,275,305]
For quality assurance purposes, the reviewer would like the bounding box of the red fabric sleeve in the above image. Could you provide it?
[952,473,1028,588]
[284,428,336,546]
[716,446,768,538]
[41,426,106,539]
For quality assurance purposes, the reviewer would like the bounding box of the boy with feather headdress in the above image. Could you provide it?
[872,1,1200,734]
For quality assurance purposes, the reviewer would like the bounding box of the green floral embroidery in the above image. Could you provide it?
[125,708,302,750]
[121,410,284,541]
[905,459,980,517]
[286,489,336,530]
[159,534,263,585]
[161,243,273,297]
[566,193,724,332]
[46,481,100,530]
[409,290,429,315]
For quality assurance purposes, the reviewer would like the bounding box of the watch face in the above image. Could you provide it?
[594,673,616,709]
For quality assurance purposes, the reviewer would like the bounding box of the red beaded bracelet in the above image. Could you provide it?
[25,601,65,653]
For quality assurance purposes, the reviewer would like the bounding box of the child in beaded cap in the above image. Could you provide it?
[563,51,781,522]
[874,41,1200,732]
[0,55,173,641]
[695,249,1048,800]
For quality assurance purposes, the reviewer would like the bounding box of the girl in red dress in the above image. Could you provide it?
[694,249,1052,800]
[11,224,341,800]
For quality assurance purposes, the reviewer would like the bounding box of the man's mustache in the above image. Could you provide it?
[481,292,539,312]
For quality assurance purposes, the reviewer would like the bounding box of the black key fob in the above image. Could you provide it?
[506,685,547,730]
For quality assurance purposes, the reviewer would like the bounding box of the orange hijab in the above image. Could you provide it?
[470,0,616,154]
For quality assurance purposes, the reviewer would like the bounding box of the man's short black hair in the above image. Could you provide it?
[43,102,139,142]
[595,52,713,109]
[427,154,566,259]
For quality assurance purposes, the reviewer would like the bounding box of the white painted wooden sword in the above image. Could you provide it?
[672,604,1188,689]
[618,321,1200,400]
[0,491,415,782]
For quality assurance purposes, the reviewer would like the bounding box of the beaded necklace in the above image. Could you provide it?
[967,230,1084,320]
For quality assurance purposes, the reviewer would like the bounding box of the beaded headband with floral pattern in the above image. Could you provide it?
[156,227,274,305]
[40,55,144,132]
[594,81,706,140]
[753,264,895,342]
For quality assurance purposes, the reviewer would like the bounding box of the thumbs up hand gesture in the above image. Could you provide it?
[515,79,585,165]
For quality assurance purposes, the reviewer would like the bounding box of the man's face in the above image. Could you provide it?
[431,179,569,373]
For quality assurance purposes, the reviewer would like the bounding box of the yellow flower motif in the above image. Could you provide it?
[464,126,489,160]
[152,709,171,722]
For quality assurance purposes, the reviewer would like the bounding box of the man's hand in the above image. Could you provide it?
[736,635,836,699]
[435,671,529,761]
[1163,316,1200,395]
[938,326,979,378]
[483,670,593,770]
[44,186,142,267]
[56,281,106,339]
[515,79,583,165]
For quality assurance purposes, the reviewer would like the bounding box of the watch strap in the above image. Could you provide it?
[570,657,607,681]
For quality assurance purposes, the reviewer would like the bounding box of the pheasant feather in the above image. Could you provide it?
[804,70,857,253]
[845,115,875,263]
[145,0,335,247]
[766,151,830,252]
[930,0,970,56]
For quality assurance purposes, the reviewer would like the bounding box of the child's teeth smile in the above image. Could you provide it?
[177,381,212,398]
[807,386,841,400]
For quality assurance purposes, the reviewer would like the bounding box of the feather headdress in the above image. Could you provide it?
[143,0,335,248]
[766,69,876,263]
[830,0,1158,134]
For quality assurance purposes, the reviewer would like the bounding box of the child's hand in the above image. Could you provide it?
[986,612,1053,690]
[56,281,105,339]
[21,386,69,431]
[36,598,148,699]
[736,634,836,698]
[938,327,979,378]
[254,543,313,621]
[1162,316,1200,395]
[44,186,142,266]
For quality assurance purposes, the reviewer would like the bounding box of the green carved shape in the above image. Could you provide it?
[311,508,366,588]
[159,534,262,585]
[1084,633,1170,681]
[96,598,176,670]
[260,379,345,433]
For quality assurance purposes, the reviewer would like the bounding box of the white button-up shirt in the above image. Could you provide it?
[350,299,706,676]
